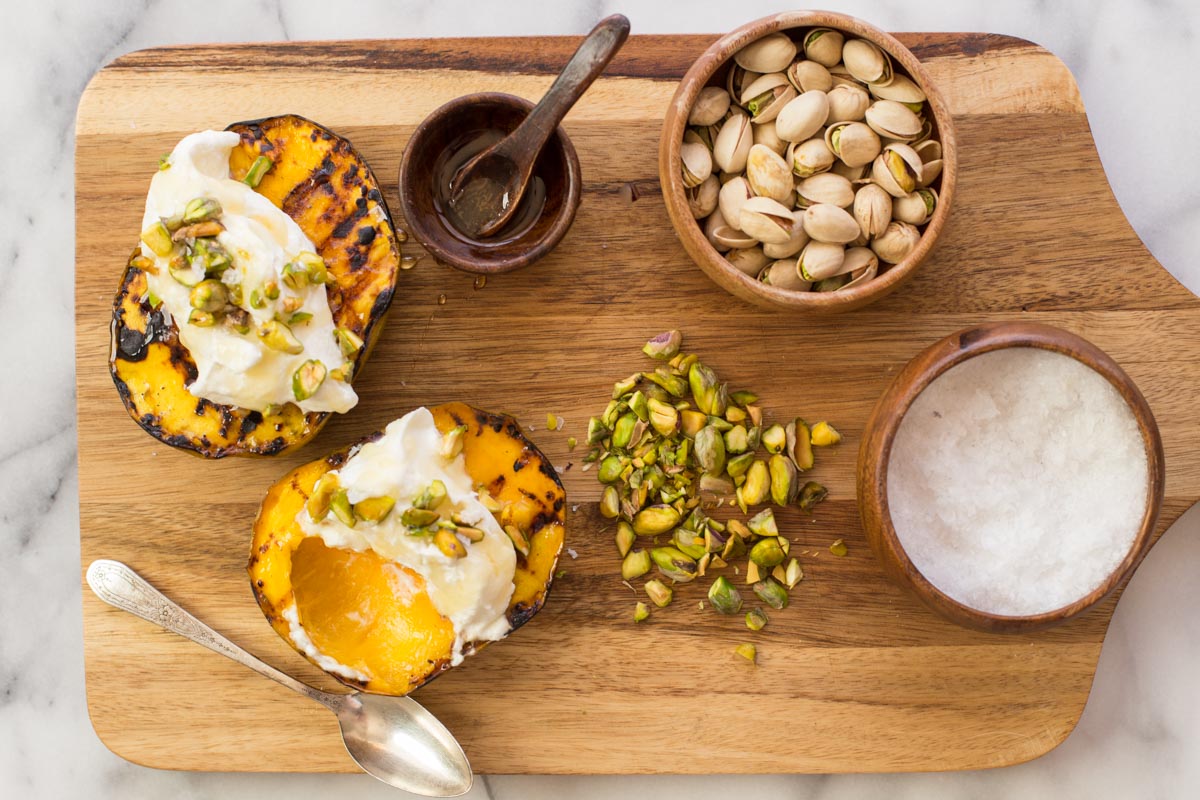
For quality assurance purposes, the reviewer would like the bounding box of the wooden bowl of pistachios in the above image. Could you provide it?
[659,11,956,312]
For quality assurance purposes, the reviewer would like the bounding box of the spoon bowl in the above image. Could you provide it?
[85,559,472,797]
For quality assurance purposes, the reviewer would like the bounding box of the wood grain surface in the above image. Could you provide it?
[75,33,1200,774]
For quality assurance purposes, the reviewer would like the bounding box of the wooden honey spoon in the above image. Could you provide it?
[446,14,630,238]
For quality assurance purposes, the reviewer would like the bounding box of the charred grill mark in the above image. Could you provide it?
[342,162,360,186]
[331,203,369,240]
[528,509,560,535]
[356,225,377,245]
[508,601,541,629]
[240,411,262,436]
[519,488,539,502]
[513,455,528,472]
[553,497,564,512]
[260,437,288,456]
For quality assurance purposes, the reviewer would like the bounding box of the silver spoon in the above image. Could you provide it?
[86,559,472,797]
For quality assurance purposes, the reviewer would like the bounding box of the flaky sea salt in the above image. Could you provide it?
[887,348,1148,616]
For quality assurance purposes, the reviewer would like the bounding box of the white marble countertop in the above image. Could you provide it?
[4,0,1198,797]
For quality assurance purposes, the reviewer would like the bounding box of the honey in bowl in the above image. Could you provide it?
[886,347,1149,617]
[433,129,547,243]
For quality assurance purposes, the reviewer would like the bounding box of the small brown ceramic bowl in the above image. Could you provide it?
[857,322,1164,633]
[398,93,582,274]
[659,11,957,312]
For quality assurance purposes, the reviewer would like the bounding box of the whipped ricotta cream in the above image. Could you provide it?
[297,408,516,664]
[140,130,356,413]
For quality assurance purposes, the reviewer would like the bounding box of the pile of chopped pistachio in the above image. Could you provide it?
[586,330,839,633]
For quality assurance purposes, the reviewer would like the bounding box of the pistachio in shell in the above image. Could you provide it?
[734,32,797,73]
[689,86,732,126]
[841,251,879,290]
[871,220,921,264]
[726,245,770,276]
[739,196,799,245]
[830,159,871,183]
[868,73,926,104]
[761,210,809,259]
[703,207,733,252]
[739,72,797,124]
[726,64,761,101]
[803,27,845,68]
[687,174,720,219]
[717,175,754,227]
[797,240,847,281]
[825,82,871,124]
[752,120,789,156]
[802,203,861,244]
[825,121,881,168]
[853,182,892,238]
[713,112,754,173]
[893,187,937,225]
[864,99,922,141]
[680,141,713,189]
[758,259,812,292]
[787,137,835,178]
[842,38,893,85]
[713,224,757,251]
[870,143,923,198]
[828,63,866,89]
[745,144,793,203]
[787,59,833,93]
[773,90,828,143]
[796,172,855,208]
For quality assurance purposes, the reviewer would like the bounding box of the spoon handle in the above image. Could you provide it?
[86,559,334,708]
[506,14,630,159]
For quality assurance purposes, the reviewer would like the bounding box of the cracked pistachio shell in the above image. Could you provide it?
[797,240,848,281]
[803,203,861,244]
[842,38,893,85]
[704,207,733,252]
[687,174,720,219]
[803,28,844,67]
[796,172,855,208]
[680,141,713,188]
[759,259,812,291]
[762,210,809,258]
[745,144,793,202]
[718,176,754,228]
[689,86,732,126]
[788,137,835,178]
[841,247,879,289]
[727,64,761,101]
[739,72,797,124]
[913,139,942,163]
[864,99,922,140]
[787,59,833,93]
[825,121,881,168]
[871,143,923,197]
[713,223,757,251]
[713,112,754,173]
[828,63,866,88]
[726,245,771,276]
[871,220,921,264]
[735,32,798,73]
[893,187,938,225]
[869,73,926,104]
[853,182,893,238]
[825,83,871,124]
[830,159,871,182]
[919,158,943,188]
[775,91,830,145]
[752,120,789,155]
[740,196,799,245]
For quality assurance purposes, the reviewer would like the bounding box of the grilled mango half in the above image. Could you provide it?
[110,114,401,457]
[248,403,566,695]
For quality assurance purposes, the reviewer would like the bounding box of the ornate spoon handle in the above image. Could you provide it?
[86,559,334,708]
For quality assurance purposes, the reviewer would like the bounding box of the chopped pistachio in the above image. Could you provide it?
[622,549,652,580]
[829,539,848,557]
[769,453,799,506]
[810,421,841,446]
[587,417,609,444]
[729,390,758,406]
[633,505,681,535]
[330,489,356,527]
[354,495,395,523]
[746,608,769,631]
[679,409,708,438]
[644,579,673,607]
[263,280,281,300]
[694,425,726,476]
[243,154,274,187]
[434,528,468,559]
[288,311,313,326]
[798,481,828,512]
[753,577,790,609]
[747,508,779,537]
[401,507,440,527]
[615,521,636,557]
[750,537,785,569]
[187,309,219,327]
[642,330,682,360]
[280,296,304,315]
[650,546,698,583]
[725,406,747,423]
[292,360,327,402]
[627,391,649,422]
[740,460,770,507]
[600,485,620,518]
[785,558,804,588]
[598,455,624,484]
[158,153,171,170]
[726,451,755,478]
[612,373,641,399]
[566,436,578,450]
[707,576,743,614]
[745,560,762,585]
[258,320,304,355]
[456,526,485,543]
[441,424,467,459]
[182,196,222,224]
[413,480,447,510]
[762,424,787,454]
[140,220,174,257]
[787,419,815,471]
[146,290,162,309]
[306,474,339,522]
[611,412,638,449]
[734,643,757,663]
[634,602,651,622]
[504,524,531,557]
[328,363,353,382]
[546,413,561,431]
[281,260,310,291]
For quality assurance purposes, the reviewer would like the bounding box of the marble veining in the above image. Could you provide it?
[3,0,1197,797]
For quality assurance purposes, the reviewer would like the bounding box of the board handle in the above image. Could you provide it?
[86,559,335,708]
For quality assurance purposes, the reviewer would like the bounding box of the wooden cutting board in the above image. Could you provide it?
[75,33,1200,774]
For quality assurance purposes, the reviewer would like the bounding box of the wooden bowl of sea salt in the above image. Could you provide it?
[858,322,1164,633]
